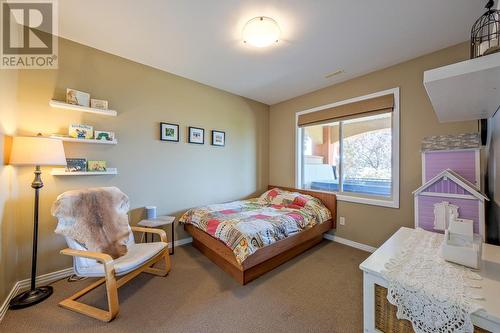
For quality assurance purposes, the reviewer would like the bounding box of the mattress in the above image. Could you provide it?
[179,189,331,264]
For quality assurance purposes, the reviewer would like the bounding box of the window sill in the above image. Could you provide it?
[336,194,399,208]
[301,188,399,208]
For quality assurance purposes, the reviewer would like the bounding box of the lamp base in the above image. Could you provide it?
[9,286,53,309]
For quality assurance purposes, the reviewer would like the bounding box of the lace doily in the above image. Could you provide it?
[382,228,483,333]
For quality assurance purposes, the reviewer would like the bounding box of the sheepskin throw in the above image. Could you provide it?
[52,187,131,259]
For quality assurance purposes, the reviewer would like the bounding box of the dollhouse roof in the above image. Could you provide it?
[413,169,489,201]
[421,133,480,152]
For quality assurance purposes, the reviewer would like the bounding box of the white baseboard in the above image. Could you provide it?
[171,237,192,248]
[323,234,377,253]
[0,237,194,323]
[0,267,73,323]
[0,282,20,323]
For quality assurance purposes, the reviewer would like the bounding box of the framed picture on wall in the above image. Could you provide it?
[160,123,180,142]
[188,127,205,144]
[211,130,225,147]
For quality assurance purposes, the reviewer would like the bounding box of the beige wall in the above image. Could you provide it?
[269,42,477,247]
[0,70,20,305]
[0,37,269,302]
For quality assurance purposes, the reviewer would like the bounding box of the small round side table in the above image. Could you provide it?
[138,215,175,255]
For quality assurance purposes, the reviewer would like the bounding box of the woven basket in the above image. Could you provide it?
[374,284,490,333]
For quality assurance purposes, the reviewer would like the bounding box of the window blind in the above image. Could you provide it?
[297,94,394,127]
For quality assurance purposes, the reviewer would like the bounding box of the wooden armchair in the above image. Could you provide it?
[59,226,171,322]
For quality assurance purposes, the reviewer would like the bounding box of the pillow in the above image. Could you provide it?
[258,188,332,224]
[258,188,314,207]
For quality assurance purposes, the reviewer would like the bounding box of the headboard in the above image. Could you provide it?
[267,185,337,228]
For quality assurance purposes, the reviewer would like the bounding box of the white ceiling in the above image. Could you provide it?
[57,0,484,105]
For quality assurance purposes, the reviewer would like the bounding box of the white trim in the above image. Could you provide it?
[392,87,400,209]
[414,195,419,229]
[295,87,400,209]
[419,192,477,200]
[171,237,192,248]
[323,233,377,253]
[0,282,20,323]
[413,169,489,201]
[0,267,73,322]
[475,149,481,189]
[338,121,344,192]
[479,201,485,241]
[424,148,481,153]
[295,125,302,188]
[363,271,388,332]
[336,194,399,208]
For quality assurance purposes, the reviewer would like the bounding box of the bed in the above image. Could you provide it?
[180,186,337,284]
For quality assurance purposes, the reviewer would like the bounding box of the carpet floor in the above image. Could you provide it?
[1,240,369,333]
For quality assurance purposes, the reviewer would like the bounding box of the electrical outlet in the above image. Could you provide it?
[339,216,346,226]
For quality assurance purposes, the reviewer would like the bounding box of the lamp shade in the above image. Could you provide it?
[242,17,280,47]
[9,136,67,166]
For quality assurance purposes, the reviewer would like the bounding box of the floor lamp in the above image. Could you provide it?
[8,135,66,309]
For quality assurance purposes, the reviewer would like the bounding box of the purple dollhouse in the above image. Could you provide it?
[421,133,481,187]
[414,133,489,240]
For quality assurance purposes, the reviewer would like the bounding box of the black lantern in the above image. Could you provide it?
[471,0,500,58]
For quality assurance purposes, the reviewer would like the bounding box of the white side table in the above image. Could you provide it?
[359,227,500,332]
[138,215,176,254]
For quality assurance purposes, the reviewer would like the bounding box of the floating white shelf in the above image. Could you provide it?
[51,168,118,176]
[423,52,500,122]
[49,100,117,117]
[49,136,118,145]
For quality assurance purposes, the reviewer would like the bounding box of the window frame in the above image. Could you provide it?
[295,87,400,208]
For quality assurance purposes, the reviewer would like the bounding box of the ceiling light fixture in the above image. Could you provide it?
[242,16,280,48]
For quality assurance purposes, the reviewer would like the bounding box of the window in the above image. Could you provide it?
[296,88,399,208]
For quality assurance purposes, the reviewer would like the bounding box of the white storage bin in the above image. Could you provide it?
[442,230,482,269]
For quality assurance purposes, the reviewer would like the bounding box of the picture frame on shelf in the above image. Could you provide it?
[90,99,109,110]
[69,124,93,139]
[66,88,90,107]
[94,130,115,141]
[188,127,205,144]
[87,160,107,172]
[160,123,179,142]
[66,158,87,172]
[211,130,225,147]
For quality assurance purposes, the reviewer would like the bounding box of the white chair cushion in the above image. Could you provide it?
[74,242,168,277]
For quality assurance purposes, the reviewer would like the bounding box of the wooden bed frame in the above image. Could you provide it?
[184,185,337,285]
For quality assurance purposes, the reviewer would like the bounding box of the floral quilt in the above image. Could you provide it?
[179,188,332,264]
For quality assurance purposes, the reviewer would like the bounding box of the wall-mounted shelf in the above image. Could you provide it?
[49,100,117,117]
[423,52,500,122]
[49,136,118,145]
[51,168,118,176]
